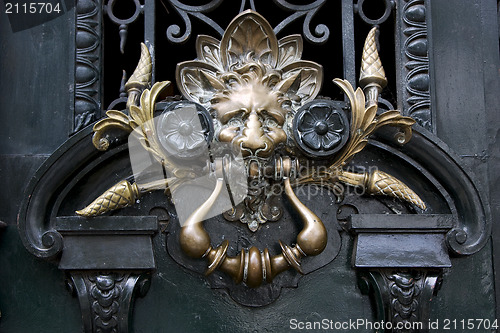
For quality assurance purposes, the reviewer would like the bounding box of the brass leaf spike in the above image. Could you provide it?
[91,43,160,152]
[331,26,415,168]
[337,170,426,210]
[330,28,423,208]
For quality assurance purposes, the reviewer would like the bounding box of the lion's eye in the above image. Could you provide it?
[259,109,273,120]
[264,117,278,128]
[228,117,244,127]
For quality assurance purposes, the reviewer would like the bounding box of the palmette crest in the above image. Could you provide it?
[176,10,323,107]
[176,10,323,157]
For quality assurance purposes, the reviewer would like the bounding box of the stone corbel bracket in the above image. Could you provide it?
[17,127,159,332]
[352,214,452,331]
[57,216,157,333]
[349,126,490,331]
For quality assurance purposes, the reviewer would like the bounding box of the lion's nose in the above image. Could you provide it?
[240,136,268,152]
[238,113,268,153]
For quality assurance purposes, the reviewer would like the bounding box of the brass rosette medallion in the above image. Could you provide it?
[77,11,425,288]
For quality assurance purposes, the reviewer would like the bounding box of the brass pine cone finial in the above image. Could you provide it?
[337,170,426,210]
[367,170,426,210]
[125,43,153,108]
[75,180,140,217]
[359,27,387,90]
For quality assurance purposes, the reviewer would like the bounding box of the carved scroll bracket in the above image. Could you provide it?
[358,269,443,333]
[67,271,152,333]
[57,216,157,332]
[352,214,450,332]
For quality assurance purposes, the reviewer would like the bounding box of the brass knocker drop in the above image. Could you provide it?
[179,156,328,287]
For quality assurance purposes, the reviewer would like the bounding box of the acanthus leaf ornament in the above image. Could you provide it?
[76,11,426,288]
[295,27,424,210]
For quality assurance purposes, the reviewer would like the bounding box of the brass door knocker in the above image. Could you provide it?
[178,155,327,287]
[77,11,424,287]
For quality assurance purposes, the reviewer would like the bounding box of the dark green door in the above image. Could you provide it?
[1,1,499,332]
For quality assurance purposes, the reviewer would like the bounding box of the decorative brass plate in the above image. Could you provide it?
[77,10,424,288]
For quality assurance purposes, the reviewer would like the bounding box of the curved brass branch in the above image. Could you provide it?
[283,176,327,257]
[92,44,157,151]
[179,177,224,258]
[338,170,426,210]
